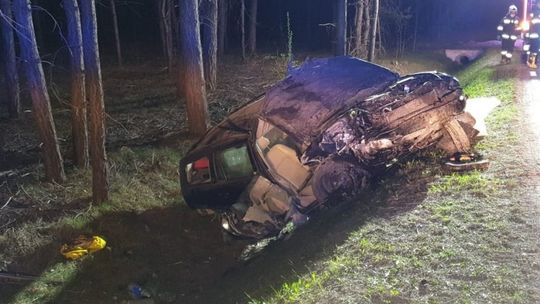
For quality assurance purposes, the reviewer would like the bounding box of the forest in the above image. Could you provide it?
[0,0,513,200]
[1,0,539,303]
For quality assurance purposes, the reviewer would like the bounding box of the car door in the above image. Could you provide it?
[181,142,257,210]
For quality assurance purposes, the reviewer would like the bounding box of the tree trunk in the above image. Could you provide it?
[240,0,245,61]
[354,0,364,56]
[110,0,122,66]
[63,0,88,168]
[159,0,174,73]
[218,0,227,56]
[376,11,381,56]
[13,0,65,183]
[158,0,167,57]
[362,0,370,51]
[368,0,379,62]
[248,0,257,55]
[0,0,20,118]
[170,0,178,56]
[80,0,109,203]
[335,0,347,56]
[179,0,209,136]
[201,0,217,90]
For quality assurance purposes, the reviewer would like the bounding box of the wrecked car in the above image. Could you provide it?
[179,56,479,239]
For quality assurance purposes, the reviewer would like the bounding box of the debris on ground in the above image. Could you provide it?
[444,152,490,172]
[59,235,107,260]
[128,283,152,299]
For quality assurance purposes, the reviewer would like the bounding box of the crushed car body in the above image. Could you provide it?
[179,56,480,239]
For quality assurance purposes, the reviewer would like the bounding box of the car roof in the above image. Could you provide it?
[261,56,399,145]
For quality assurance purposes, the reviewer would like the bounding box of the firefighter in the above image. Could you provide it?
[527,0,540,68]
[498,5,520,64]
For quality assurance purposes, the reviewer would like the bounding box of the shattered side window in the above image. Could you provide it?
[215,145,254,180]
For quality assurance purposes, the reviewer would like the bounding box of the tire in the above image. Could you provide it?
[312,157,371,204]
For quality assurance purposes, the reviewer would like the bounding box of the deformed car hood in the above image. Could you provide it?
[261,56,399,145]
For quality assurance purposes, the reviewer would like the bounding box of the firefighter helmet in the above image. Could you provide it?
[509,4,518,13]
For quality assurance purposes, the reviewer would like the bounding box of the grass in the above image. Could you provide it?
[0,144,190,303]
[1,51,534,304]
[250,52,537,303]
[427,171,500,195]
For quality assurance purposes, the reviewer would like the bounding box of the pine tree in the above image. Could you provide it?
[179,0,209,136]
[63,0,88,168]
[80,0,109,203]
[201,0,217,90]
[0,0,21,118]
[13,0,65,182]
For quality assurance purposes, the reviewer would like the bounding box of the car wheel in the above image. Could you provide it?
[312,157,371,204]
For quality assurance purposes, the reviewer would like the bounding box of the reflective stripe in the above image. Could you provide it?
[501,50,508,55]
[531,33,540,39]
[502,34,510,39]
[511,35,518,40]
[532,18,540,24]
[503,19,511,24]
[497,25,504,31]
[524,44,531,51]
[506,53,513,58]
[514,20,519,25]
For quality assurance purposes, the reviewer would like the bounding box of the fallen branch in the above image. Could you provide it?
[0,271,62,285]
[0,197,12,210]
[0,271,38,282]
[0,170,16,179]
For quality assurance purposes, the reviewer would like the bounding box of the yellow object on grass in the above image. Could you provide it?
[60,236,107,260]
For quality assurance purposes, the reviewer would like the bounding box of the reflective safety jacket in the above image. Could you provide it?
[529,8,540,39]
[497,14,519,40]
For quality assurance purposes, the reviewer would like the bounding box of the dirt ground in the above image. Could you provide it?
[0,55,288,303]
[5,52,536,304]
[0,55,285,171]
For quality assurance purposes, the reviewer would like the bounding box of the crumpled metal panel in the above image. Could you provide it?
[261,56,398,145]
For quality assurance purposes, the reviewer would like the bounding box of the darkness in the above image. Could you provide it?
[23,0,527,64]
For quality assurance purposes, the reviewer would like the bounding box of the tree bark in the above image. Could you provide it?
[354,0,364,56]
[362,0,370,50]
[0,0,21,118]
[218,0,227,56]
[335,0,347,56]
[240,0,245,61]
[201,0,217,90]
[247,0,257,55]
[13,0,65,183]
[368,0,379,62]
[179,0,209,136]
[110,0,122,66]
[63,0,88,168]
[159,0,174,73]
[170,0,178,56]
[80,0,109,203]
[158,0,166,57]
